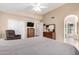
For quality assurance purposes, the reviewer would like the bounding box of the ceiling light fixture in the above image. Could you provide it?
[31,3,47,12]
[33,7,41,12]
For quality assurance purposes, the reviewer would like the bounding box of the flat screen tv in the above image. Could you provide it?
[27,22,34,27]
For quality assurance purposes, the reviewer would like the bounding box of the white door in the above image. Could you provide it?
[36,21,43,37]
[64,15,78,49]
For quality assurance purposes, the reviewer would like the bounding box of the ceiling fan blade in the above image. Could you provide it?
[39,6,47,8]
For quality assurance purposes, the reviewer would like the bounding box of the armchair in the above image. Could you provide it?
[5,30,21,40]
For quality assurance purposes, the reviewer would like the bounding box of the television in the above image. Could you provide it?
[27,22,34,27]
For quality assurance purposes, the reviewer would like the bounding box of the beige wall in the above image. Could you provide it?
[1,3,79,41]
[42,3,79,42]
[0,12,42,38]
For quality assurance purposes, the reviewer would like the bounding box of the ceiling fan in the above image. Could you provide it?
[25,3,47,12]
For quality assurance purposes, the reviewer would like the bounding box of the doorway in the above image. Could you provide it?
[64,15,78,49]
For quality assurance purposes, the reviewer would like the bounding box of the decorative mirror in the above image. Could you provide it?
[48,24,55,32]
[43,24,55,32]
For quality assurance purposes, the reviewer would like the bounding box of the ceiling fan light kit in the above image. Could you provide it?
[31,3,47,12]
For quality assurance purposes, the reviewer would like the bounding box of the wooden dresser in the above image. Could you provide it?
[43,32,56,39]
[27,28,35,38]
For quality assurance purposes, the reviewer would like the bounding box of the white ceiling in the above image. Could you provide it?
[0,3,64,15]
